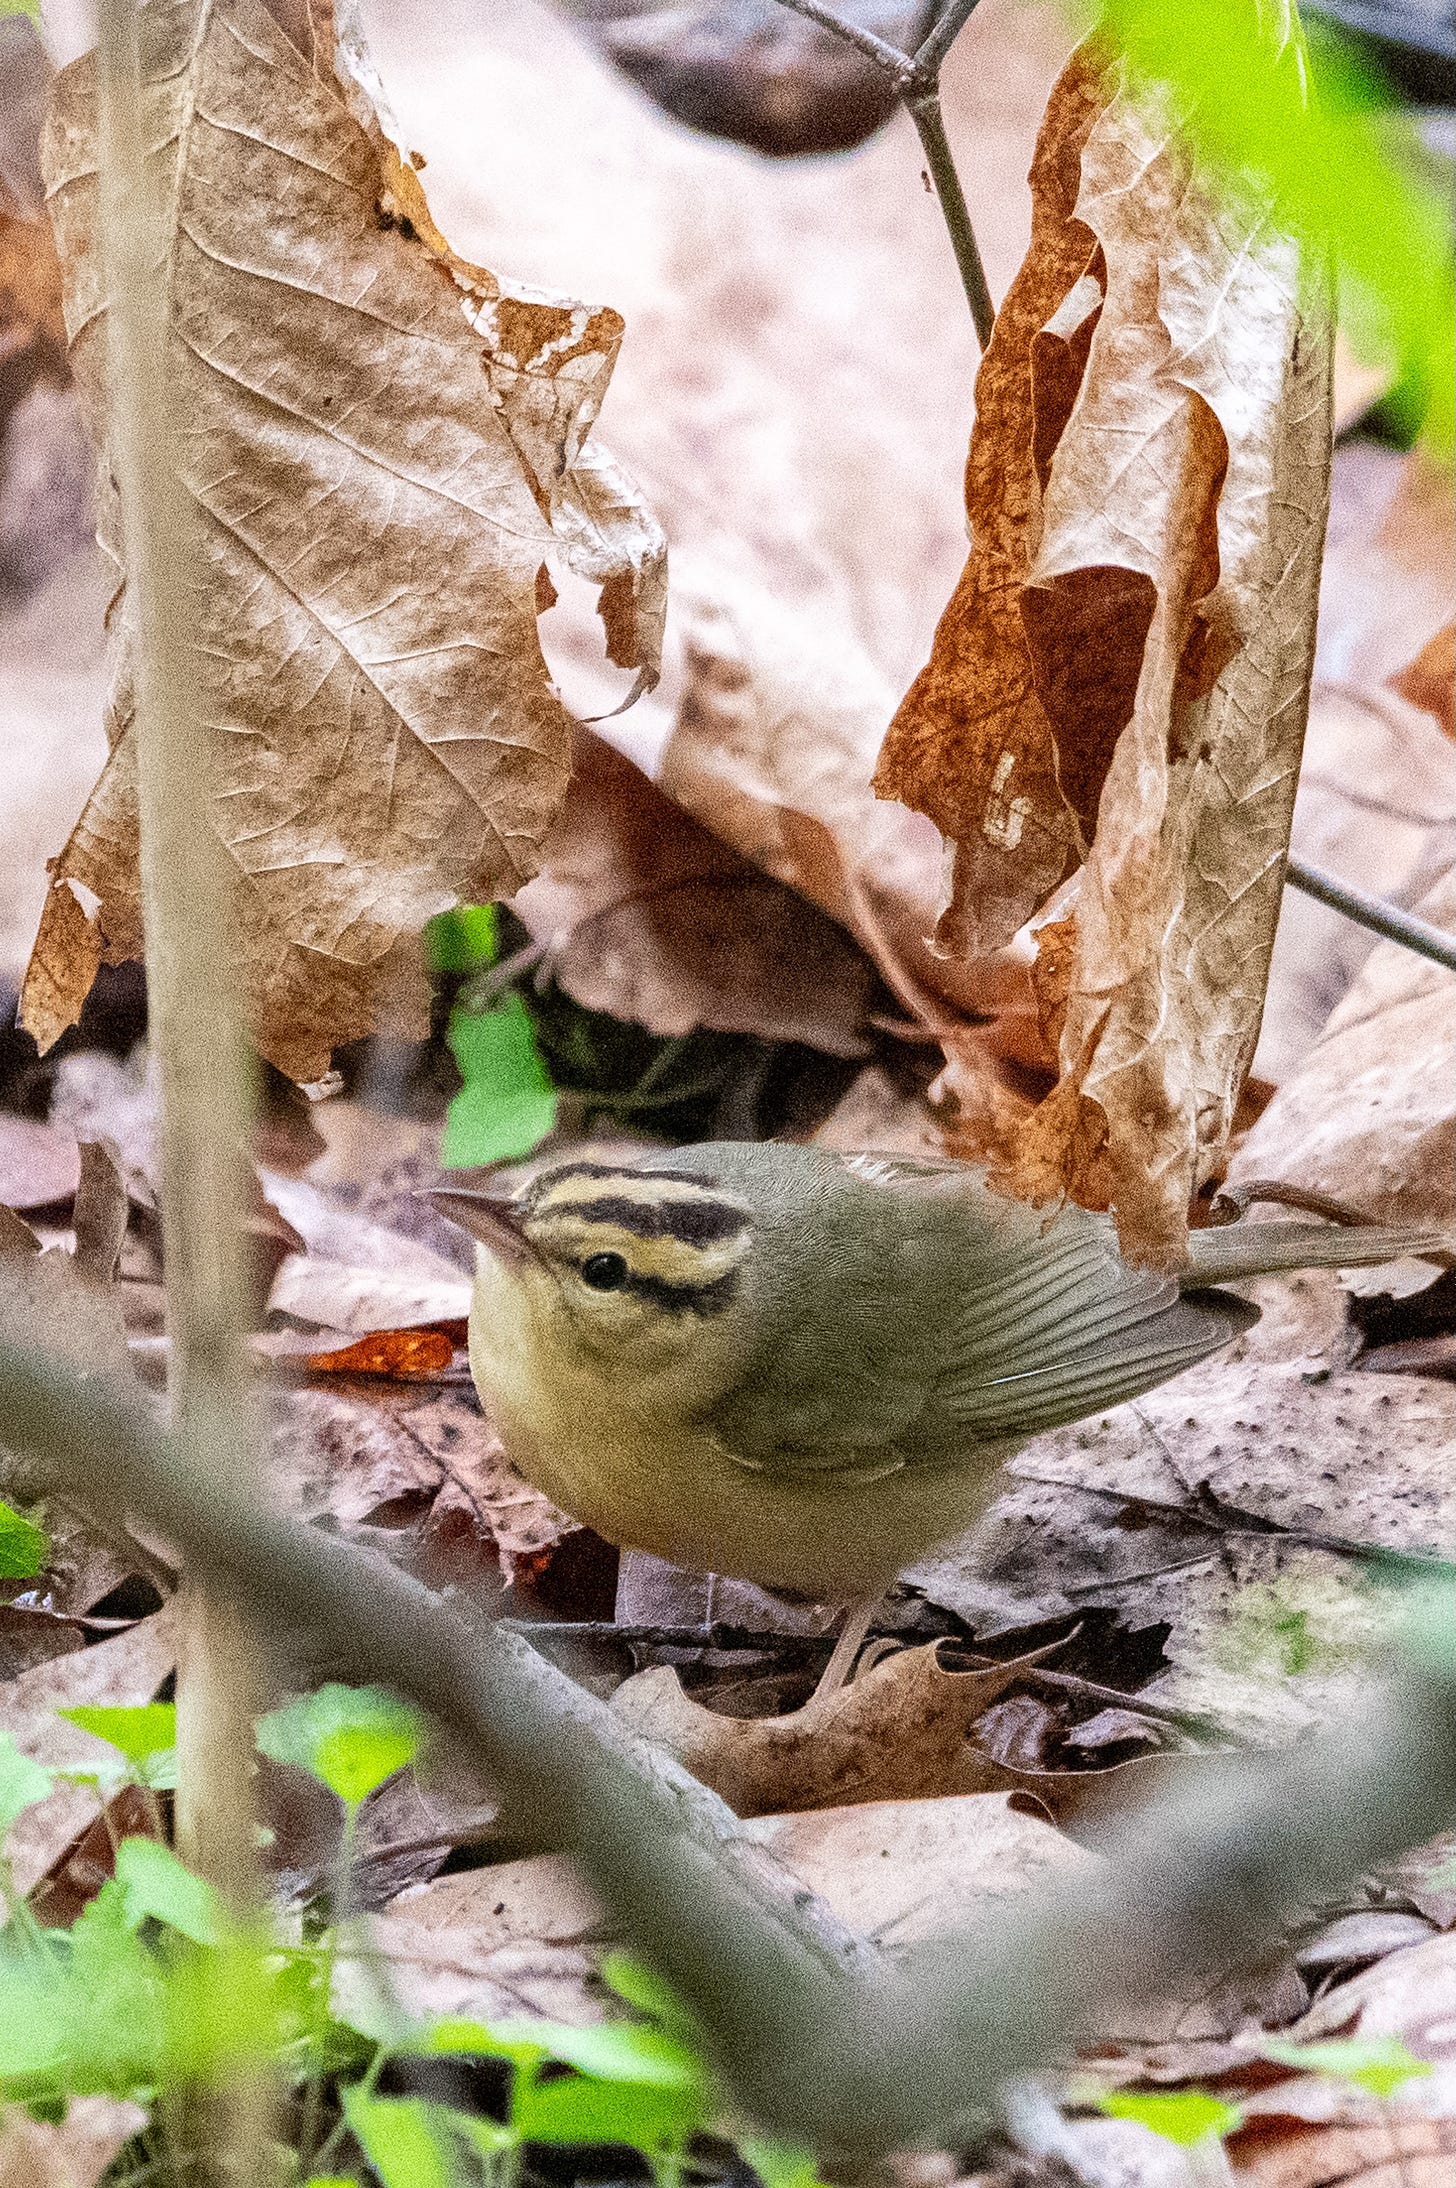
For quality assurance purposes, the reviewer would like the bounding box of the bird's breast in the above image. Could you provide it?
[467,1254,1008,1596]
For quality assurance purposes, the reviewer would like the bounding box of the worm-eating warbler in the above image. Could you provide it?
[430,1144,1440,1602]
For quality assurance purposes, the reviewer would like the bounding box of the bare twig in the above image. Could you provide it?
[760,0,914,81]
[904,88,995,344]
[912,0,986,80]
[766,0,996,345]
[9,1339,1456,2154]
[1285,854,1456,974]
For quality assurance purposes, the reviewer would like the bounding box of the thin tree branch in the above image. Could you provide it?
[1285,854,1456,974]
[905,89,996,346]
[758,0,914,83]
[8,1340,1456,2154]
[912,0,986,84]
[764,0,997,347]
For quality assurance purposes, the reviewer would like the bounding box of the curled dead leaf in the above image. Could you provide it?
[879,34,1334,1268]
[304,1327,458,1380]
[515,728,884,1056]
[609,1637,1059,1817]
[24,0,664,1082]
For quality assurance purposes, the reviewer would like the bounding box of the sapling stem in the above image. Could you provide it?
[95,0,272,2177]
[905,89,995,345]
[766,0,997,347]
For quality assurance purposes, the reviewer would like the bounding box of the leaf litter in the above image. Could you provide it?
[0,0,1454,2177]
[22,0,664,1081]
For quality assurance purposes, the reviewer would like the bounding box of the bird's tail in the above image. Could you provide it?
[1182,1219,1452,1290]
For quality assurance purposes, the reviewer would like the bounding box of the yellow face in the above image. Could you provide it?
[444,1160,760,1401]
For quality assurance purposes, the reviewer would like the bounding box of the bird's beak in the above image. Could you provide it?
[421,1188,542,1272]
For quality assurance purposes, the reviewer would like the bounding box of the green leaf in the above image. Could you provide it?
[0,1,42,20]
[1262,2034,1433,2100]
[0,1502,47,1581]
[257,1685,421,1811]
[600,1953,693,2033]
[740,2137,832,2188]
[1102,0,1454,448]
[113,1837,221,1946]
[427,903,499,974]
[443,994,556,1169]
[341,2090,457,2188]
[410,2017,549,2069]
[1096,2089,1243,2146]
[0,1732,51,1842]
[513,2070,701,2149]
[488,2016,701,2091]
[60,1704,176,1781]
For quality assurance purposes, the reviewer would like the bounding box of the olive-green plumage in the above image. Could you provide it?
[430,1144,1444,1601]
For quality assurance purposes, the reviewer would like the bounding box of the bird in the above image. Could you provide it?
[428,1142,1446,1706]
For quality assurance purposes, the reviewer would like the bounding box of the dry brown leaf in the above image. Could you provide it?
[1389,623,1455,742]
[609,1637,1060,1817]
[23,0,664,1082]
[1230,867,1456,1232]
[1219,1931,1456,2186]
[912,1344,1456,1744]
[654,556,1042,1067]
[263,1172,471,1332]
[2,1610,175,1895]
[0,21,67,418]
[873,52,1108,952]
[514,728,882,1056]
[265,1379,569,1573]
[879,34,1333,1267]
[305,1327,458,1379]
[363,1789,1090,2028]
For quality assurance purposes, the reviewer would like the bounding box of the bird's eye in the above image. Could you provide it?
[580,1251,629,1292]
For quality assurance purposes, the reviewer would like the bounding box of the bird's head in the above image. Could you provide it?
[426,1159,759,1398]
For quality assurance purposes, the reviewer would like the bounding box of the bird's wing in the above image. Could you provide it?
[706,1151,1251,1475]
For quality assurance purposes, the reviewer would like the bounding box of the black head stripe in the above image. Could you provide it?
[561,1193,750,1247]
[621,1267,741,1318]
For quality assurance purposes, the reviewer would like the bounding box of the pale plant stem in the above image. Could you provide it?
[95,1,272,2179]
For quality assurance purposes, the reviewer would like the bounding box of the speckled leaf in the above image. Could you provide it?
[880,23,1333,1267]
[22,0,663,1082]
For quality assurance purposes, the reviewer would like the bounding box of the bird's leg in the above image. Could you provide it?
[797,1592,883,1719]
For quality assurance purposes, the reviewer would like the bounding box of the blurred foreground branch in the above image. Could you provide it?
[5,1341,1456,2153]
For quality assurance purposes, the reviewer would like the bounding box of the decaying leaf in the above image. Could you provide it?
[263,1173,471,1333]
[609,1637,1062,1817]
[911,1340,1456,1744]
[514,728,884,1057]
[1230,867,1456,1231]
[655,556,1042,1063]
[23,0,664,1082]
[1,1610,175,1896]
[363,1788,1090,2028]
[303,1327,458,1380]
[878,30,1334,1266]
